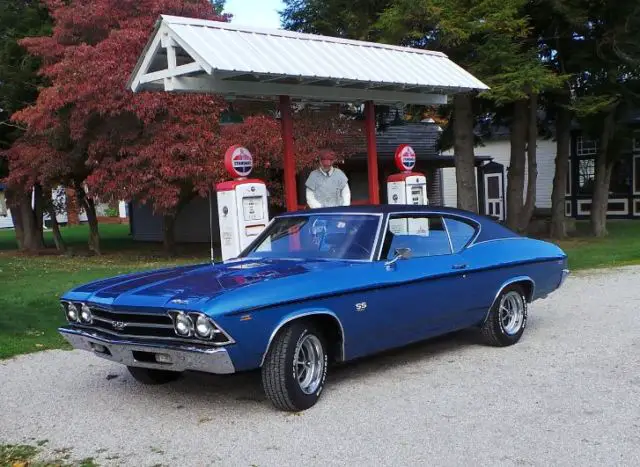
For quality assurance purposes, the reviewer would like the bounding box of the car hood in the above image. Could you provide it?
[61,257,358,314]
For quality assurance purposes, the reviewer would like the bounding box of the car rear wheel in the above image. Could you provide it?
[127,366,183,384]
[261,321,328,411]
[480,284,528,346]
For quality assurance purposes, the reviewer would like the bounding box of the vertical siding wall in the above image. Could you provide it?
[441,139,557,209]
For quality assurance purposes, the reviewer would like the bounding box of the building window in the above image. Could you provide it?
[0,191,7,217]
[634,200,640,217]
[610,159,632,195]
[578,159,595,195]
[566,160,572,196]
[634,156,640,195]
[633,135,640,152]
[565,201,572,217]
[577,136,598,157]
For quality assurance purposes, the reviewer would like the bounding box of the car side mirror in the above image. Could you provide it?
[385,247,412,270]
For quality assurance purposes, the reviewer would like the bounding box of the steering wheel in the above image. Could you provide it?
[328,241,369,259]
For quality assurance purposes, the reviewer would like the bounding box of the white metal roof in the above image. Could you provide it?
[128,15,489,105]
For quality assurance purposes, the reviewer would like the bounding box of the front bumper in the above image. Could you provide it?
[59,327,235,374]
[559,268,570,287]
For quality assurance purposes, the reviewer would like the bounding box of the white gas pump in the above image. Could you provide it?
[216,145,270,261]
[387,144,428,205]
[387,144,429,235]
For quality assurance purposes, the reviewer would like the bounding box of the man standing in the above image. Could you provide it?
[305,149,351,208]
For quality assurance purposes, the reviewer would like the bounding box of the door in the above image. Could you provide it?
[355,214,476,354]
[484,173,504,221]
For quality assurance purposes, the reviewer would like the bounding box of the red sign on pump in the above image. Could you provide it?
[224,145,254,179]
[394,144,416,172]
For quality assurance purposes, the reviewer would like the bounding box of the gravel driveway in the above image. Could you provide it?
[1,266,640,466]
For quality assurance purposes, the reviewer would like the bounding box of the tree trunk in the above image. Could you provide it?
[163,213,176,255]
[14,189,44,252]
[453,93,478,213]
[75,182,101,254]
[33,184,45,247]
[6,189,25,250]
[590,110,616,237]
[506,99,528,232]
[520,93,538,232]
[550,103,572,239]
[47,203,66,253]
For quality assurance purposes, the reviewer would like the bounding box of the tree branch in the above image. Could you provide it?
[0,121,27,131]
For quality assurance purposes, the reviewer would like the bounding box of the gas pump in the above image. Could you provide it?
[216,145,270,261]
[387,144,428,205]
[386,144,429,235]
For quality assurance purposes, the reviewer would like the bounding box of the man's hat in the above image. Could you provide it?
[318,149,336,161]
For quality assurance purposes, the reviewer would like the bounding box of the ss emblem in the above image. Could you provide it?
[355,302,367,312]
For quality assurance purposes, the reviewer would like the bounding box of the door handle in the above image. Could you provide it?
[452,263,468,270]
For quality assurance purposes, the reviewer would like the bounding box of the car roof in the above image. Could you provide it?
[275,204,520,242]
[277,204,483,220]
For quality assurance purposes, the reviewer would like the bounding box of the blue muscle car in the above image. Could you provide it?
[58,205,569,411]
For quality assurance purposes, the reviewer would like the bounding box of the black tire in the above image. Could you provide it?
[261,321,328,412]
[480,284,528,347]
[127,366,183,384]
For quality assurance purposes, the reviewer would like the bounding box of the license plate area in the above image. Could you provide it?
[132,350,173,365]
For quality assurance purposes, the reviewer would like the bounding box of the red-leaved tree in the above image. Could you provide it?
[10,0,229,253]
[9,0,363,254]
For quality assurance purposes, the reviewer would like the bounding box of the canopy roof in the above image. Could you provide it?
[128,15,489,106]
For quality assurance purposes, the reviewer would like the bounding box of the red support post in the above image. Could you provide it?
[364,100,380,204]
[280,95,298,212]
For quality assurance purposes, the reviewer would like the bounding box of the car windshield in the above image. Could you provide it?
[241,214,381,261]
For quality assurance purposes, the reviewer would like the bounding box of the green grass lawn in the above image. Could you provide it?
[0,219,639,360]
[0,223,208,359]
[555,220,640,271]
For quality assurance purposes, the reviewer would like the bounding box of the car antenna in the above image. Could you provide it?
[208,187,215,264]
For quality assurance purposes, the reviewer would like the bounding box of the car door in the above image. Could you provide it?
[356,213,479,355]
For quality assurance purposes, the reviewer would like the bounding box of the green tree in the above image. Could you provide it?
[377,0,563,230]
[281,0,391,40]
[0,0,51,251]
[569,0,640,237]
[528,0,581,239]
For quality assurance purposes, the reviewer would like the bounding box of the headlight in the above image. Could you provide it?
[66,302,79,322]
[80,304,93,324]
[195,315,215,339]
[174,313,194,337]
[167,310,234,345]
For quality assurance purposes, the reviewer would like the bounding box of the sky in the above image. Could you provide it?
[223,0,286,29]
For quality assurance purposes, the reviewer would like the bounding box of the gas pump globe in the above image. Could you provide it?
[216,145,270,261]
[386,144,428,205]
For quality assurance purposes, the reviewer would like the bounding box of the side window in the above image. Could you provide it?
[381,215,452,259]
[443,217,477,252]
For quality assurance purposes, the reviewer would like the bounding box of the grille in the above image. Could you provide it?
[62,302,233,346]
[89,306,177,340]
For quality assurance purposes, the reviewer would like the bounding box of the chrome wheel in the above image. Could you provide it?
[499,291,525,335]
[294,334,325,395]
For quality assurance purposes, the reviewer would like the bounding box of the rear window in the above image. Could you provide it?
[443,217,477,252]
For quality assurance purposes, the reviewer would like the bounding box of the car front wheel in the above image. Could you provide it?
[480,284,528,346]
[261,321,328,411]
[127,366,183,384]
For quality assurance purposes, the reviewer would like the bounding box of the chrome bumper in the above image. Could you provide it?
[59,327,235,374]
[559,268,570,287]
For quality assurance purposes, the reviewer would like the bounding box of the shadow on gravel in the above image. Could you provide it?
[112,328,484,404]
[82,319,542,412]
